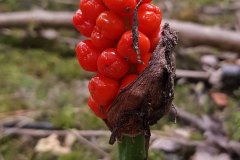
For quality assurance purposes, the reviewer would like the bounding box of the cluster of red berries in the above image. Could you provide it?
[73,0,162,119]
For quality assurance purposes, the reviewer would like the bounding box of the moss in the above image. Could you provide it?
[224,88,240,141]
[195,0,230,5]
[0,45,90,111]
[0,137,34,160]
[190,131,204,141]
[148,150,164,160]
[174,84,216,116]
[225,110,240,141]
[58,144,100,160]
[50,104,107,129]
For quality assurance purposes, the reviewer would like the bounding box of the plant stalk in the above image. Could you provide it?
[118,134,146,160]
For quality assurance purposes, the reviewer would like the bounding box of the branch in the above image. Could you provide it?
[1,128,110,137]
[0,10,72,28]
[176,69,209,80]
[2,126,240,156]
[170,107,240,156]
[171,107,225,135]
[71,129,110,160]
[1,10,240,52]
[165,19,240,53]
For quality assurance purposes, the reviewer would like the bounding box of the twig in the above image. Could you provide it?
[50,0,78,5]
[0,10,72,28]
[71,129,111,160]
[1,10,240,52]
[168,107,240,155]
[1,123,240,155]
[203,4,240,15]
[1,128,110,137]
[176,69,210,80]
[170,107,224,135]
[165,19,240,53]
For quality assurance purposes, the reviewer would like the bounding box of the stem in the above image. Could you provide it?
[118,134,146,160]
[132,0,143,64]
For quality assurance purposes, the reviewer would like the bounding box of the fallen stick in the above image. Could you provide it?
[0,10,72,28]
[2,126,240,156]
[171,107,225,135]
[165,19,240,53]
[170,108,240,156]
[71,129,111,160]
[1,128,110,137]
[176,69,209,80]
[1,10,240,52]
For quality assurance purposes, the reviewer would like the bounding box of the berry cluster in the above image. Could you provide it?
[73,0,162,119]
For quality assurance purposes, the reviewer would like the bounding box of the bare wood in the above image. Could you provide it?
[0,10,72,28]
[171,107,206,131]
[1,128,110,137]
[1,10,240,52]
[0,108,220,138]
[165,19,240,53]
[2,126,240,155]
[171,107,224,135]
[176,69,209,80]
[169,108,240,155]
[71,129,111,160]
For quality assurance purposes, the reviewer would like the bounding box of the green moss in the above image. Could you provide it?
[195,0,230,5]
[0,45,90,112]
[0,137,34,160]
[58,144,99,160]
[225,110,240,141]
[51,105,79,129]
[224,88,240,141]
[174,84,216,116]
[149,151,164,160]
[51,104,106,129]
[190,131,204,141]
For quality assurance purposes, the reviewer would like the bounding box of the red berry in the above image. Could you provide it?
[136,0,152,3]
[117,30,150,63]
[80,0,107,24]
[96,11,125,40]
[103,0,136,16]
[75,40,101,72]
[73,9,95,37]
[88,74,119,105]
[97,48,129,79]
[91,26,116,51]
[136,52,151,73]
[149,27,161,52]
[120,74,138,90]
[88,96,107,119]
[137,3,162,36]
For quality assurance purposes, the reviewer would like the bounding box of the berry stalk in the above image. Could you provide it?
[132,0,143,64]
[118,134,146,160]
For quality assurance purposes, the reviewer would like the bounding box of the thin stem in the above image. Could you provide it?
[132,0,143,64]
[118,134,146,160]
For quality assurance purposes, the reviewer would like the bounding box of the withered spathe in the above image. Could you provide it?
[106,24,178,146]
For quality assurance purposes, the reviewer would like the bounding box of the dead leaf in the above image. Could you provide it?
[211,92,228,107]
[35,134,71,155]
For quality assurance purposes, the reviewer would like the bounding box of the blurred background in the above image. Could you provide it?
[0,0,240,160]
